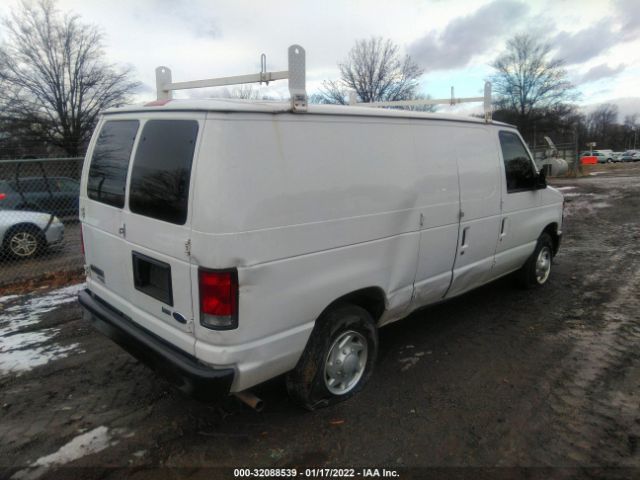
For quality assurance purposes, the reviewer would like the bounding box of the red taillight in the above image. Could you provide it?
[0,193,6,200]
[198,269,238,330]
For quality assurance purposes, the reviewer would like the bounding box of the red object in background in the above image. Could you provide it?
[581,156,598,165]
[0,193,6,200]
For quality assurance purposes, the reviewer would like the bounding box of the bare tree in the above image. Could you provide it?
[490,34,577,138]
[316,37,425,106]
[0,0,140,156]
[623,114,638,149]
[587,104,618,144]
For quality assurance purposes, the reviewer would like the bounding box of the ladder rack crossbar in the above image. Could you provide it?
[351,81,493,123]
[360,96,485,108]
[155,45,307,111]
[165,71,289,92]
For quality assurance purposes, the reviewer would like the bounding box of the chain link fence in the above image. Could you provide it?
[0,157,84,289]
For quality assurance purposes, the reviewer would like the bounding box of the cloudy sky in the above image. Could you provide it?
[2,0,639,117]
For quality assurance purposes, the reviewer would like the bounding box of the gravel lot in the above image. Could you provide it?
[1,163,639,479]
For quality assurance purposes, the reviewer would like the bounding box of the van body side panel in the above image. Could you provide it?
[195,233,418,391]
[191,114,423,236]
[189,114,423,390]
[445,127,502,298]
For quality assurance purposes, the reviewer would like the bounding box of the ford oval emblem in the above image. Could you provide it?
[172,312,187,324]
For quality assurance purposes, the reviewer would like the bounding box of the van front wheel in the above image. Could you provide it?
[518,233,554,288]
[286,304,378,410]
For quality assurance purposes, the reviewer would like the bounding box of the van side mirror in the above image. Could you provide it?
[536,168,547,189]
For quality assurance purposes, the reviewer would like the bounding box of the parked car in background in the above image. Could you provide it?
[598,149,616,162]
[0,209,64,258]
[619,151,640,162]
[580,151,614,163]
[611,152,624,162]
[0,177,79,218]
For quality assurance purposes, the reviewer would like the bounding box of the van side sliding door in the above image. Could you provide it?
[411,124,461,307]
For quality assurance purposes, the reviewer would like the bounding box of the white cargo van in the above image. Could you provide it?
[78,46,563,409]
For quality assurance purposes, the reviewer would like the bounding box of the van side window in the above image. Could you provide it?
[499,131,536,193]
[88,120,139,208]
[129,120,199,225]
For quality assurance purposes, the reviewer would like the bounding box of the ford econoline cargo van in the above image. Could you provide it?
[78,99,563,409]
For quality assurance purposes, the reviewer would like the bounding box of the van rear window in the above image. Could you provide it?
[88,120,139,208]
[129,120,198,225]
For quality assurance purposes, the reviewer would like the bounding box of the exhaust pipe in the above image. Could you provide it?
[234,391,264,412]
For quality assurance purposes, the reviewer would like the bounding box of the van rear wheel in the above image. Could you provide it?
[286,304,378,410]
[517,233,554,289]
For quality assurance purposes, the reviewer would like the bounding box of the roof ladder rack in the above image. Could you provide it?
[155,44,307,112]
[349,81,493,123]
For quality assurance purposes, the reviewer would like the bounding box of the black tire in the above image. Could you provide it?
[517,233,554,289]
[3,225,46,259]
[286,303,378,410]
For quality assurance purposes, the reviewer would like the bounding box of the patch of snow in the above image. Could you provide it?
[0,283,85,375]
[0,342,79,374]
[563,192,595,197]
[11,426,116,480]
[589,172,605,175]
[0,294,20,304]
[0,283,85,334]
[556,186,576,191]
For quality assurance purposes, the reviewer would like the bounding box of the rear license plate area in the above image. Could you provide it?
[132,251,173,306]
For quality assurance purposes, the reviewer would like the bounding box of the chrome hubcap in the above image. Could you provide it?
[324,330,368,395]
[10,231,38,257]
[535,246,552,284]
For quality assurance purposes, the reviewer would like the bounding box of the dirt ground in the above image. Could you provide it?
[1,163,639,479]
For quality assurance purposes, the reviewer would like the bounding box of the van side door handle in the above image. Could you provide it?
[499,217,507,240]
[460,226,470,255]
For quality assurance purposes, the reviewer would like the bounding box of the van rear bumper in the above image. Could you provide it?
[78,289,234,401]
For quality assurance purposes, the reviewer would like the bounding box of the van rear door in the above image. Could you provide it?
[122,116,202,339]
[83,118,139,308]
[82,113,203,356]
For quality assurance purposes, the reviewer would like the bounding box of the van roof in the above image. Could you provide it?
[104,99,514,127]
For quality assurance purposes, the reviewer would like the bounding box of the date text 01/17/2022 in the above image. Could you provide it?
[233,468,400,478]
